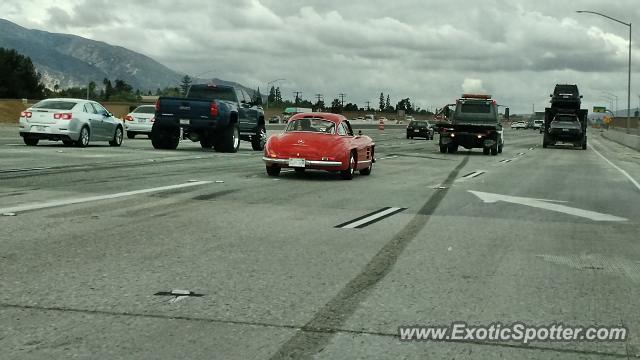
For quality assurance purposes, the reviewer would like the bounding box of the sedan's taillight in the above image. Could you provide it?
[155,99,160,112]
[210,102,219,117]
[21,111,32,118]
[150,117,155,123]
[54,113,73,120]
[123,115,133,121]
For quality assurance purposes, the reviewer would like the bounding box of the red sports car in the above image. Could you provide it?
[263,113,375,180]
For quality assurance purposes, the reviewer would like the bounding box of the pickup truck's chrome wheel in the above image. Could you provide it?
[233,126,240,149]
[77,126,90,148]
[251,125,266,151]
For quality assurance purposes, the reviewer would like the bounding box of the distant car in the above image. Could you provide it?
[364,114,375,122]
[269,116,281,124]
[379,117,388,123]
[19,98,123,147]
[124,105,155,139]
[406,120,434,140]
[511,121,527,129]
[534,119,544,132]
[356,117,364,121]
[263,113,375,180]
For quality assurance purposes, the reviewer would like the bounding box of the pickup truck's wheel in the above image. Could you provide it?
[498,143,503,153]
[490,143,498,156]
[109,126,123,147]
[340,153,356,180]
[266,165,280,177]
[215,123,240,153]
[483,147,490,155]
[251,125,267,151]
[582,137,587,150]
[151,126,179,150]
[200,135,214,149]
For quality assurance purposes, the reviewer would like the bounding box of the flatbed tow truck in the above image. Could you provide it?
[434,94,504,155]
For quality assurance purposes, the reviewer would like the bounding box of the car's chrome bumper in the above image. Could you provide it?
[125,123,152,132]
[262,157,343,167]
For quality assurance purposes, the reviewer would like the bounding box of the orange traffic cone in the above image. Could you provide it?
[378,118,384,130]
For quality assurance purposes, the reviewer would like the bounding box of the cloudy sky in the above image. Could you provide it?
[2,0,640,113]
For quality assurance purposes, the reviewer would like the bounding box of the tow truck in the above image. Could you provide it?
[435,94,504,155]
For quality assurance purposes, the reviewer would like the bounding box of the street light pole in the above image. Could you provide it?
[577,10,632,133]
[602,92,619,114]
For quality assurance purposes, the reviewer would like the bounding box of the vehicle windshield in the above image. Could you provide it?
[554,115,578,122]
[133,106,155,114]
[32,100,76,110]
[285,118,336,134]
[410,121,429,127]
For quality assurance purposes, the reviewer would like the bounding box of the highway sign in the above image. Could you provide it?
[593,106,606,113]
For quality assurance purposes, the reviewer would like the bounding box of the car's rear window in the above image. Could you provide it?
[133,106,155,114]
[555,115,578,122]
[32,100,77,110]
[187,86,236,101]
[411,121,428,127]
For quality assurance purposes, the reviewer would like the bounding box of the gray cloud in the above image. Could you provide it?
[3,0,640,112]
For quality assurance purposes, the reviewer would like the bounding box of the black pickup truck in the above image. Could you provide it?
[151,84,265,152]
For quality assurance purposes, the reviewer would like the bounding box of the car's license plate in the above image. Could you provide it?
[288,158,305,167]
[562,128,569,132]
[179,119,190,125]
[137,118,146,123]
[414,130,420,133]
[32,126,46,132]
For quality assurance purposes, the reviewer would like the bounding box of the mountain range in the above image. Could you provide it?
[0,19,256,95]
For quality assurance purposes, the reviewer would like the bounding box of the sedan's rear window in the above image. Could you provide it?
[32,100,77,110]
[460,103,491,113]
[554,116,578,122]
[133,106,155,114]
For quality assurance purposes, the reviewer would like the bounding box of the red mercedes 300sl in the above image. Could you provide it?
[263,113,375,180]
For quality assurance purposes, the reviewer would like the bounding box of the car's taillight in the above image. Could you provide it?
[155,99,160,112]
[123,115,133,121]
[21,111,32,118]
[54,113,72,120]
[150,117,155,123]
[210,102,219,117]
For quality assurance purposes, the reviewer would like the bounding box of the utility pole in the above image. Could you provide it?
[339,93,346,108]
[314,94,324,110]
[365,101,371,111]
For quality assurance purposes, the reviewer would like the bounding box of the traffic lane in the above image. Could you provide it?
[0,134,472,357]
[591,134,640,191]
[315,135,638,358]
[0,306,295,360]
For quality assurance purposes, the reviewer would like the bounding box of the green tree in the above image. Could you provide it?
[180,75,192,96]
[396,98,414,114]
[330,98,342,113]
[315,99,325,111]
[275,87,282,104]
[344,103,359,111]
[268,86,276,104]
[88,81,97,99]
[0,48,45,99]
[379,92,385,111]
[254,86,263,105]
[103,78,113,101]
[385,95,391,112]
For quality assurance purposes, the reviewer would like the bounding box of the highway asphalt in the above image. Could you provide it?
[0,124,639,359]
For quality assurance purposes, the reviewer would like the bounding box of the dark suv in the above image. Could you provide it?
[406,120,434,140]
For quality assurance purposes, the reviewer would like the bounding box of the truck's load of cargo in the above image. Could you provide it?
[543,84,587,150]
[550,84,582,110]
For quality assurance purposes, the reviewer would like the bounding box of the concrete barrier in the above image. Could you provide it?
[601,129,640,151]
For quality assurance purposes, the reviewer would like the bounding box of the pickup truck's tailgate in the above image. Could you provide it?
[156,98,213,124]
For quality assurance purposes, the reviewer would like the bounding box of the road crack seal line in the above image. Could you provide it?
[268,156,470,360]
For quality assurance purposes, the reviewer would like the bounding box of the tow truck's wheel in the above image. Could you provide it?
[151,126,179,150]
[439,145,447,153]
[582,137,587,150]
[498,143,503,153]
[215,123,239,153]
[448,145,458,154]
[340,153,356,180]
[266,165,280,177]
[251,124,267,151]
[483,147,490,155]
[200,135,214,149]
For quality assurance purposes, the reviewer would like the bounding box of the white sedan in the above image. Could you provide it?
[124,105,155,139]
[510,121,527,129]
[19,98,124,147]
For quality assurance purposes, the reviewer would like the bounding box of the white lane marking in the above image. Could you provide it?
[0,181,212,214]
[468,190,627,222]
[338,207,405,229]
[518,152,526,156]
[499,159,512,163]
[591,145,640,192]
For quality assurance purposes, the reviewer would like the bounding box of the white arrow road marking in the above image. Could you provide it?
[468,190,627,222]
[0,181,212,214]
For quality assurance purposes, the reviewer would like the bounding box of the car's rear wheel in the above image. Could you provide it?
[251,124,266,151]
[109,126,123,147]
[340,153,356,180]
[215,123,239,153]
[490,143,498,156]
[360,160,373,175]
[127,132,136,139]
[266,165,280,177]
[76,126,90,148]
[23,137,39,146]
